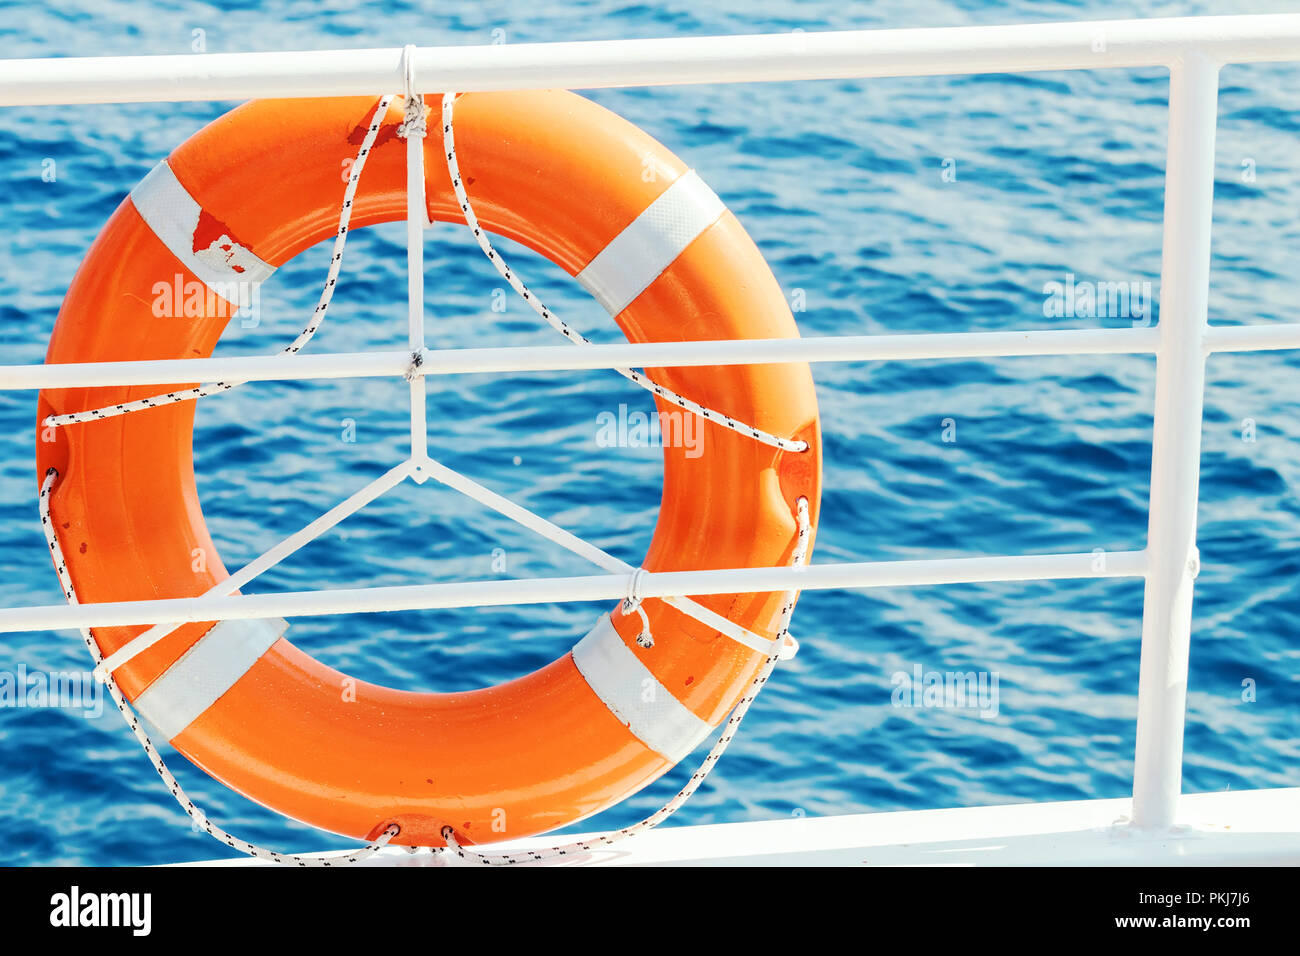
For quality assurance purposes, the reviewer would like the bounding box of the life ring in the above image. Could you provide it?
[36,91,821,847]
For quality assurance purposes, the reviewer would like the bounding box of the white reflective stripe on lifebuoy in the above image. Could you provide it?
[131,617,288,741]
[130,160,275,306]
[575,169,726,317]
[570,613,713,763]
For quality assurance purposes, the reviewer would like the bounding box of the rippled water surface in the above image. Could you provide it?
[1,0,1298,864]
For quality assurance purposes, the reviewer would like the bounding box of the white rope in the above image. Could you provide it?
[439,92,809,455]
[397,45,427,141]
[440,495,811,865]
[39,467,401,865]
[620,566,654,648]
[43,94,398,429]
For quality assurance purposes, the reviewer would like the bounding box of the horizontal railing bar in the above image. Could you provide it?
[15,320,1300,395]
[1204,322,1300,353]
[3,349,413,391]
[0,16,1298,107]
[0,17,1294,108]
[0,550,1147,634]
[14,321,1299,398]
[2,328,1161,392]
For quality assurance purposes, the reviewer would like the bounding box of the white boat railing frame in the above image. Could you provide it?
[2,15,1298,837]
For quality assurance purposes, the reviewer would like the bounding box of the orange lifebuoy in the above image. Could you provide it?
[36,91,821,847]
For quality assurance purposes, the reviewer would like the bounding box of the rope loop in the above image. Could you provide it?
[622,566,647,613]
[403,349,425,382]
[397,44,427,140]
[620,566,654,648]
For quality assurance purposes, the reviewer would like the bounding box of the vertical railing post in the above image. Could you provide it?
[1131,50,1220,829]
[403,46,430,482]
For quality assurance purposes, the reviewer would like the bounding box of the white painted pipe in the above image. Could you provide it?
[0,17,1298,106]
[1131,53,1219,831]
[403,50,430,478]
[0,328,1161,392]
[2,349,412,391]
[0,550,1146,634]
[1204,322,1300,352]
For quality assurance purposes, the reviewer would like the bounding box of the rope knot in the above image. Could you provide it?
[403,350,425,382]
[398,94,427,140]
[621,567,654,648]
[397,44,427,141]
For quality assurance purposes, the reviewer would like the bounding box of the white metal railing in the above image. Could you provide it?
[3,15,1298,837]
[1,15,1298,103]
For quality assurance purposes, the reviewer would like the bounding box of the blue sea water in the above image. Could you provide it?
[1,0,1298,865]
